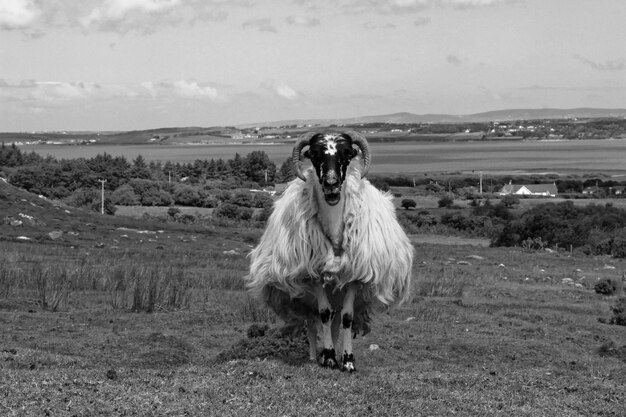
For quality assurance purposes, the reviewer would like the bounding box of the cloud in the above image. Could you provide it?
[141,80,224,101]
[2,1,249,35]
[343,0,428,15]
[261,81,299,100]
[364,22,396,29]
[0,78,225,110]
[444,0,512,8]
[80,0,183,33]
[413,16,430,25]
[574,55,626,72]
[446,54,464,66]
[172,80,220,100]
[285,15,320,27]
[342,0,513,14]
[242,18,277,33]
[0,79,109,106]
[276,83,298,100]
[0,0,40,30]
[519,84,626,92]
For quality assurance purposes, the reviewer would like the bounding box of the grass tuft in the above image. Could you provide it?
[416,266,468,297]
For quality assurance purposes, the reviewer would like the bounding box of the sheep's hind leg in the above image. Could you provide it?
[340,284,357,372]
[306,319,318,362]
[314,282,338,368]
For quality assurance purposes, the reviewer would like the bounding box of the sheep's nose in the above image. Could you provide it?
[324,172,338,186]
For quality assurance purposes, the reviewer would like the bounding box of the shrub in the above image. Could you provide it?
[256,198,274,223]
[604,297,626,326]
[491,202,626,256]
[111,184,140,205]
[230,191,254,207]
[141,188,174,206]
[173,185,201,206]
[214,203,253,221]
[252,192,273,208]
[177,213,196,224]
[167,207,181,218]
[501,194,520,207]
[401,199,417,210]
[594,278,619,296]
[438,195,454,208]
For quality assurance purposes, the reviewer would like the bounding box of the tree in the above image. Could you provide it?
[130,154,151,179]
[401,199,417,210]
[276,157,296,183]
[243,151,276,184]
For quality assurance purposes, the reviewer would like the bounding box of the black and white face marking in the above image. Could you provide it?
[304,133,358,206]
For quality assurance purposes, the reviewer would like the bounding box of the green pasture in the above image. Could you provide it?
[1,229,625,415]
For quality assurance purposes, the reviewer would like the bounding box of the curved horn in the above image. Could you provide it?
[292,132,317,181]
[344,131,371,178]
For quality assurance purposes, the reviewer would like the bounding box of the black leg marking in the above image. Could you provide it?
[342,312,353,329]
[320,348,338,369]
[342,352,356,373]
[320,308,332,324]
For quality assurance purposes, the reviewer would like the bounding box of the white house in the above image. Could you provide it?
[499,182,558,197]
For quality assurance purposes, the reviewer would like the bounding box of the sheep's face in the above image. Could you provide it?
[304,133,358,206]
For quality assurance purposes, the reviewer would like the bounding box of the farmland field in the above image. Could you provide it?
[21,138,626,176]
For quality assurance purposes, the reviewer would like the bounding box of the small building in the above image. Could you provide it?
[499,182,558,197]
[612,186,626,195]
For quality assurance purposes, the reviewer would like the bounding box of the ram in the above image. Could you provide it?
[247,131,413,371]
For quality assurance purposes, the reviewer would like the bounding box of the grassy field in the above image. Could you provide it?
[1,178,626,415]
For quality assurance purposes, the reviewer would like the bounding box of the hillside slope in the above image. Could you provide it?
[0,177,244,252]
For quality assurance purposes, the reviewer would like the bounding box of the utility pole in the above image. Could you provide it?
[98,179,107,214]
[479,171,483,195]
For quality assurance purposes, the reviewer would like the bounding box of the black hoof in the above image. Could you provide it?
[320,348,339,369]
[342,353,356,373]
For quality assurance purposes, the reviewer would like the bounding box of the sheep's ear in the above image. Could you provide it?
[349,148,358,159]
[303,150,311,159]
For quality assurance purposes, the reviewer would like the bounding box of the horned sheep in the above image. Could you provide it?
[246,131,413,371]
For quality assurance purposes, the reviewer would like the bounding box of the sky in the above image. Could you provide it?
[1,0,625,131]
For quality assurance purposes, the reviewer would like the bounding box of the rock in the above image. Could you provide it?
[369,344,380,351]
[467,255,484,260]
[223,250,239,256]
[10,220,23,227]
[16,236,31,241]
[498,264,506,268]
[456,261,471,265]
[562,278,574,285]
[48,231,63,240]
[603,265,616,270]
[405,317,416,322]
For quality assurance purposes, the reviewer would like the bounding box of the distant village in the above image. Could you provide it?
[3,116,626,146]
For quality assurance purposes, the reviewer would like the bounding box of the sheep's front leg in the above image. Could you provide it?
[340,284,357,372]
[314,282,338,368]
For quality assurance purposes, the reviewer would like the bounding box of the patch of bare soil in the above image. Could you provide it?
[215,324,309,365]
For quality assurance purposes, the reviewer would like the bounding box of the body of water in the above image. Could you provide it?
[20,139,626,176]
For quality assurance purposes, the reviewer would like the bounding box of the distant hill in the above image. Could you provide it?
[237,108,626,128]
[3,108,626,145]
